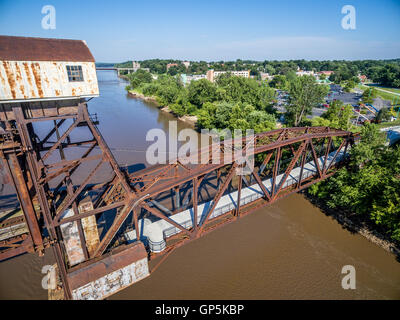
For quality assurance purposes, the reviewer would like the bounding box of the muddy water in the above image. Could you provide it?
[1,71,399,300]
[112,193,400,300]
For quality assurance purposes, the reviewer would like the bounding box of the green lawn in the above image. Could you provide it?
[357,84,400,103]
[364,84,400,94]
[375,119,400,129]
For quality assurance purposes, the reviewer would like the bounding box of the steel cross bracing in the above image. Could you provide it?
[0,102,357,299]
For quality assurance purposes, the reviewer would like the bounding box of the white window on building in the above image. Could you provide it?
[66,65,84,82]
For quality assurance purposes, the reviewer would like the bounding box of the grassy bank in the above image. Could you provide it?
[358,83,400,102]
[375,119,400,129]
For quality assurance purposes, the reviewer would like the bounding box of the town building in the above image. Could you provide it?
[317,71,334,78]
[182,61,190,69]
[180,73,207,86]
[166,63,178,71]
[296,70,315,77]
[206,69,250,82]
[260,72,273,81]
[358,75,367,82]
[132,61,140,72]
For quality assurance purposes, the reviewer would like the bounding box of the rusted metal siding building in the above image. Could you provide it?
[0,36,99,103]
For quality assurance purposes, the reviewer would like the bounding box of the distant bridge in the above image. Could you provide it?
[96,67,135,74]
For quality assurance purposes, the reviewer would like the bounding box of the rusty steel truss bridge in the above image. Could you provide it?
[0,100,357,299]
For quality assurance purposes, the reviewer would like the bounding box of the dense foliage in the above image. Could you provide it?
[286,76,330,126]
[126,70,277,134]
[309,124,400,242]
[361,87,377,104]
[311,100,354,130]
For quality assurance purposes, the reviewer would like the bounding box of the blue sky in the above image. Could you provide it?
[0,0,399,62]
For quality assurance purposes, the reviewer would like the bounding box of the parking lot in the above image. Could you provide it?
[274,84,391,123]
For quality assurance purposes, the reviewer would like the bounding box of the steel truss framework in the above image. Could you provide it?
[0,101,357,299]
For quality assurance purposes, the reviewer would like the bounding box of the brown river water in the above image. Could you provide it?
[0,71,399,299]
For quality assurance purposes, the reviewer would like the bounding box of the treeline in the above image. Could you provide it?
[309,124,400,242]
[116,58,400,87]
[96,62,115,67]
[366,64,400,88]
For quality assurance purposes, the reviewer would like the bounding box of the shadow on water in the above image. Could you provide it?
[125,163,146,174]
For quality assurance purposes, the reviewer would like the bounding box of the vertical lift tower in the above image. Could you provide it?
[0,36,149,299]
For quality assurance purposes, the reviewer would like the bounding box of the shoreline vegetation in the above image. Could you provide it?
[127,90,199,126]
[118,68,400,257]
[121,73,199,125]
[123,70,279,134]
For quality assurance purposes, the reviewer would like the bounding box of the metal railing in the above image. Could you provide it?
[155,149,349,251]
[148,238,166,252]
[163,219,193,239]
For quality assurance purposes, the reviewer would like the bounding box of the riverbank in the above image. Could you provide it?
[304,191,400,258]
[127,90,198,126]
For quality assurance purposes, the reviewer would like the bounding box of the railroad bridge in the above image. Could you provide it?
[0,36,358,300]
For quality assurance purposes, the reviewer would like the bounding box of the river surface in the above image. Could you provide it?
[0,70,399,300]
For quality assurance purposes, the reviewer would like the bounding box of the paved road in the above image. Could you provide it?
[326,91,362,105]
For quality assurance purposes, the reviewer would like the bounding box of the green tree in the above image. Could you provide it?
[323,100,354,130]
[216,75,275,110]
[361,88,377,104]
[376,108,391,122]
[343,80,356,92]
[187,79,217,107]
[196,101,275,133]
[376,64,400,88]
[127,69,153,89]
[269,75,288,90]
[286,76,329,126]
[309,124,400,241]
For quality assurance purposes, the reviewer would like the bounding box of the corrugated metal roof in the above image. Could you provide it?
[0,36,95,62]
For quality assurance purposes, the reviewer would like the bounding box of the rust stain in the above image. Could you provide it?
[2,61,17,99]
[15,64,22,82]
[71,88,76,96]
[0,69,7,90]
[19,84,25,97]
[23,62,33,87]
[55,89,61,96]
[44,75,50,87]
[31,62,43,98]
